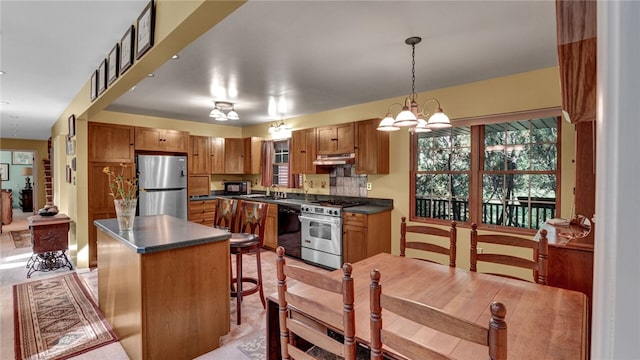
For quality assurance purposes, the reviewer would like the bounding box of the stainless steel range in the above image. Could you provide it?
[299,200,361,269]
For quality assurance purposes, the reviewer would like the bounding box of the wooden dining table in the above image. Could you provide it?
[266,252,588,359]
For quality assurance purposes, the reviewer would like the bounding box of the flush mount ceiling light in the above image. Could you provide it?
[268,119,289,134]
[377,36,451,132]
[209,101,239,121]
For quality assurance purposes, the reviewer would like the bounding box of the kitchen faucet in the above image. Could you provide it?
[271,184,281,199]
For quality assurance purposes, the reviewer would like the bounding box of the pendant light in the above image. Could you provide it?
[377,36,451,132]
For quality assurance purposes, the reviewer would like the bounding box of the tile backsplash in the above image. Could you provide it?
[329,165,368,197]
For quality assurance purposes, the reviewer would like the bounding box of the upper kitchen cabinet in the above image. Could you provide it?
[210,137,225,174]
[135,126,189,153]
[355,118,389,174]
[290,128,318,174]
[224,137,262,174]
[556,0,597,123]
[224,138,245,174]
[316,123,355,155]
[189,135,211,175]
[88,123,135,163]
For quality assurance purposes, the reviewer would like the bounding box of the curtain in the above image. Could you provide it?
[261,140,274,188]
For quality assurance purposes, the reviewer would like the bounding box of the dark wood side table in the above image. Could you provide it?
[20,189,33,212]
[26,214,73,278]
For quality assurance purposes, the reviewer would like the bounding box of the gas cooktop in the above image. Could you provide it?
[309,200,363,208]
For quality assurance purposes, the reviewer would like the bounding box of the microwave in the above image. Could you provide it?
[223,181,252,195]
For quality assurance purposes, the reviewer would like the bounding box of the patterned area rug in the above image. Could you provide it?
[13,273,118,360]
[10,230,31,248]
[237,333,266,360]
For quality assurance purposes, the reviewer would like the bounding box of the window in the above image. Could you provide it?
[272,140,289,187]
[411,112,560,232]
[414,126,471,222]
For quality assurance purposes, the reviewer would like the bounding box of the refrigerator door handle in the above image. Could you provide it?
[140,188,186,192]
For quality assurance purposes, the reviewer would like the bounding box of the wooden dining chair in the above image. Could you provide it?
[276,246,356,360]
[470,223,549,284]
[400,216,458,267]
[229,200,268,325]
[369,269,508,360]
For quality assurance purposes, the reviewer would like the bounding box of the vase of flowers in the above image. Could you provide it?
[103,164,138,231]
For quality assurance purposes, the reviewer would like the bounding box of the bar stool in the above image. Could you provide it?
[214,197,238,231]
[229,200,268,325]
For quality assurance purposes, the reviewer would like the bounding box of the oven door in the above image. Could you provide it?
[298,214,342,256]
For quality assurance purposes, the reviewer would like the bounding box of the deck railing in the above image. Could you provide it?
[415,197,555,229]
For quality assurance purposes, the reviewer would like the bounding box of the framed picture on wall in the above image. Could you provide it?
[120,25,135,74]
[12,151,33,165]
[90,70,97,101]
[68,114,76,137]
[98,58,107,95]
[107,43,119,85]
[135,0,155,59]
[66,136,76,156]
[0,163,8,181]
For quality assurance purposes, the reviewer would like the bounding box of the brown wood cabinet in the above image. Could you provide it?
[355,118,389,174]
[316,123,355,155]
[188,175,210,197]
[97,226,230,360]
[224,137,262,174]
[556,0,597,124]
[210,137,225,174]
[224,138,245,174]
[87,123,135,267]
[290,128,317,174]
[88,161,135,267]
[88,122,135,162]
[135,126,189,153]
[263,203,278,250]
[188,199,217,227]
[342,210,391,264]
[189,135,211,175]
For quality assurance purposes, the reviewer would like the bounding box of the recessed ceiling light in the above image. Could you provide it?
[171,54,179,59]
[0,101,9,105]
[0,71,5,75]
[147,73,154,77]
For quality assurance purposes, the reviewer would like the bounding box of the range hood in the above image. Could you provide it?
[312,153,356,166]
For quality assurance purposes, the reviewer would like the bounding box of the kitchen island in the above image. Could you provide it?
[94,215,232,360]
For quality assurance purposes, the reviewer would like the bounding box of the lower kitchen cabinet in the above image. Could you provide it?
[263,203,278,250]
[342,210,391,264]
[189,199,217,226]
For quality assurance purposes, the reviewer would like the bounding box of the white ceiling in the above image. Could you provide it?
[1,1,559,141]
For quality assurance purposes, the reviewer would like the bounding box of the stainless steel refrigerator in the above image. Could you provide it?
[136,154,188,220]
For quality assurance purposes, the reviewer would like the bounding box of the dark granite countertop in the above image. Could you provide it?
[94,214,231,254]
[342,204,392,215]
[189,195,218,201]
[189,192,393,212]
